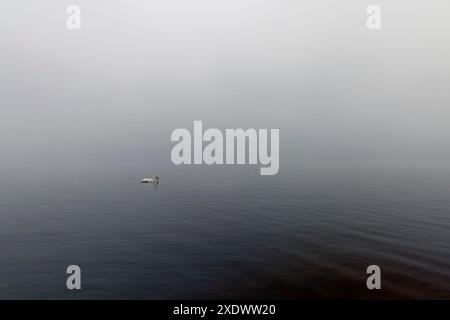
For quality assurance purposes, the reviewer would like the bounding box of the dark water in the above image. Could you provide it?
[1,163,450,299]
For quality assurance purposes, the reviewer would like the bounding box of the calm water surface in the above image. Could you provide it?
[0,163,449,299]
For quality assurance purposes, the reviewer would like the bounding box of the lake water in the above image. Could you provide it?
[0,163,449,299]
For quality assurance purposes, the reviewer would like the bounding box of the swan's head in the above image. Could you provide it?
[154,176,159,181]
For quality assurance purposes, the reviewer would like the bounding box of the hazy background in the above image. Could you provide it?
[1,0,449,173]
[1,1,450,300]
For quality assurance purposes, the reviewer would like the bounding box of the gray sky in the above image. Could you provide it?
[1,0,449,169]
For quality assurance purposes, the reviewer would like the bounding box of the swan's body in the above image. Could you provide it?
[141,176,159,183]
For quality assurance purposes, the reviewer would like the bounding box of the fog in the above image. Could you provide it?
[1,0,449,172]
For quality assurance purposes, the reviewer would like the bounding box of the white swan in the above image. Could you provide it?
[141,176,159,183]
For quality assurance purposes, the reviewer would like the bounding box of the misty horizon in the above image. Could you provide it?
[1,0,449,170]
